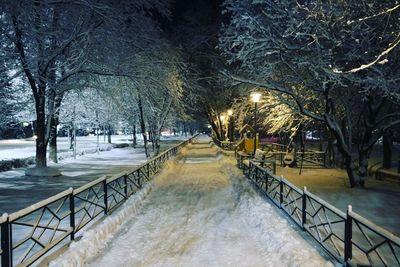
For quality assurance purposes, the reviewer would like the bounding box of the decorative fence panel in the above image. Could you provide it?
[73,177,106,234]
[246,161,400,267]
[296,151,326,168]
[0,135,197,267]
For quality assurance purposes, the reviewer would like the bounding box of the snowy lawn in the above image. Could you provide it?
[0,134,190,161]
[0,136,187,214]
[51,137,336,267]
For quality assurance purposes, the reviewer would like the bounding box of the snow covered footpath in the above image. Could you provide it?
[51,137,336,267]
[49,184,153,267]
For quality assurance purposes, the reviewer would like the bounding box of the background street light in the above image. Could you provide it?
[227,109,234,141]
[251,92,261,155]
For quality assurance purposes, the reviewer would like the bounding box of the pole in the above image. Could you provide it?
[253,102,257,155]
[73,105,76,159]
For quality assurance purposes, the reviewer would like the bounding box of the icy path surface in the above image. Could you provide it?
[52,136,334,267]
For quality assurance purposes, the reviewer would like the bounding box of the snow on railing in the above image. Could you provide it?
[0,134,198,267]
[245,161,400,267]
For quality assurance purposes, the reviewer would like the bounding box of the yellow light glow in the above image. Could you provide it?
[251,92,262,103]
[227,109,233,116]
[220,115,225,122]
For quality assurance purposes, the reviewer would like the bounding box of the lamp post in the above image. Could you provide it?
[227,109,233,141]
[219,115,225,140]
[251,92,261,155]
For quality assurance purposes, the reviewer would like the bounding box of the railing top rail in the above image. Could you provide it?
[121,134,199,178]
[281,178,303,194]
[349,209,400,246]
[74,175,107,195]
[106,171,129,183]
[0,212,7,224]
[8,188,73,222]
[151,134,198,161]
[304,190,346,218]
[251,161,269,172]
[262,142,287,148]
[298,151,325,154]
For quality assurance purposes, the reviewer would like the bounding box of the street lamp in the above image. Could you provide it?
[251,92,261,155]
[227,109,234,141]
[219,115,225,140]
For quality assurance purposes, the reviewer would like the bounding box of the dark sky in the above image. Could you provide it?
[171,0,222,26]
[164,0,223,47]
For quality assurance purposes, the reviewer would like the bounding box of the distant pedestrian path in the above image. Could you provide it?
[53,136,333,267]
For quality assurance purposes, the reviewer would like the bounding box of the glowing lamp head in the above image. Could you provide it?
[251,92,262,103]
[227,109,233,116]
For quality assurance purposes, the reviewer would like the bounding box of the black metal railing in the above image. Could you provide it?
[246,162,400,266]
[261,143,326,168]
[296,150,326,168]
[0,135,197,267]
[263,142,287,152]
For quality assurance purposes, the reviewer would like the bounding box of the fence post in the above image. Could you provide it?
[124,174,128,197]
[265,172,268,193]
[146,164,150,178]
[398,159,400,173]
[69,191,75,240]
[103,179,108,215]
[302,187,307,230]
[344,205,353,265]
[254,164,258,182]
[1,213,11,267]
[279,177,283,208]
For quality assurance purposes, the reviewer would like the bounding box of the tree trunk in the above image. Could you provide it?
[49,94,62,163]
[326,138,335,167]
[96,127,99,153]
[149,129,155,152]
[154,132,161,156]
[132,122,137,148]
[344,156,359,188]
[49,124,58,163]
[35,94,47,167]
[137,95,149,157]
[69,123,74,150]
[325,117,359,187]
[107,124,112,143]
[382,130,392,169]
[358,150,369,186]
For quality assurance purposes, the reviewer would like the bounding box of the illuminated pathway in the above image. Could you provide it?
[52,136,334,267]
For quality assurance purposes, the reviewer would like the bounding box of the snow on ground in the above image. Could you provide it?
[0,136,186,214]
[51,136,335,267]
[0,134,190,161]
[0,135,113,160]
